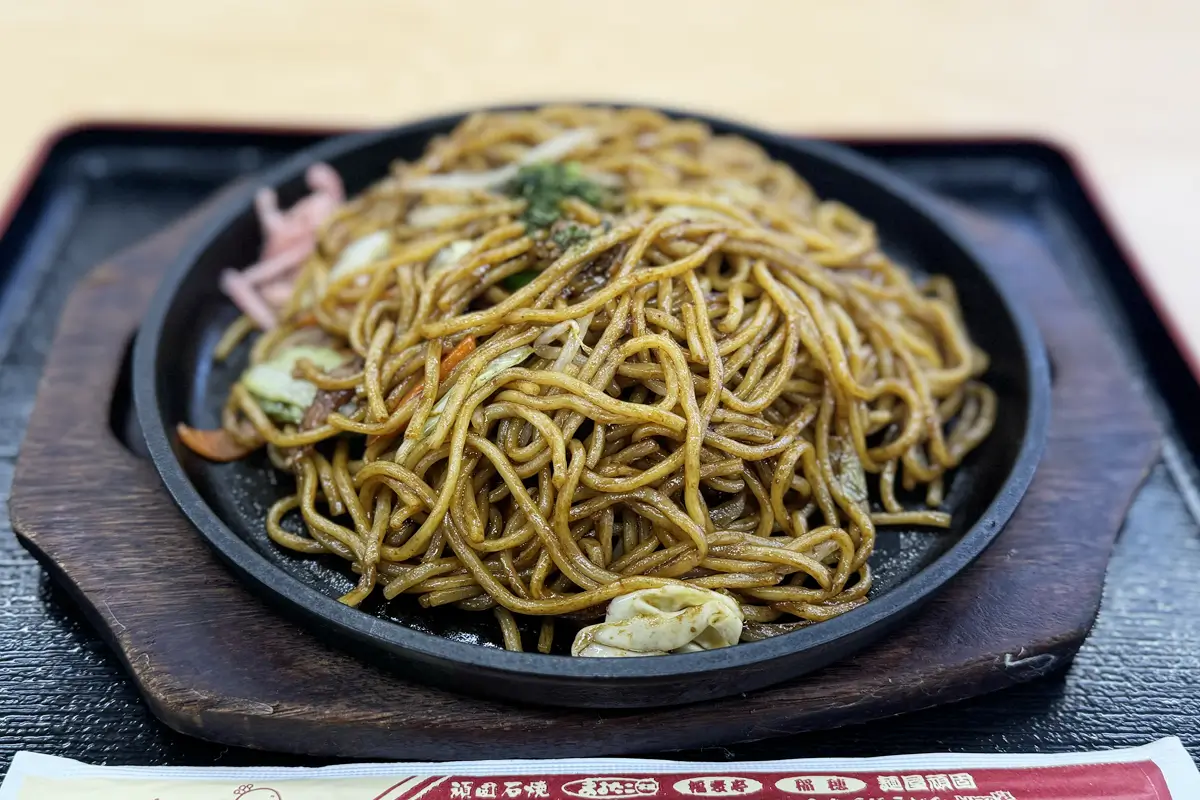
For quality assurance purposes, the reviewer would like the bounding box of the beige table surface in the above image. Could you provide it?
[3,1,1198,352]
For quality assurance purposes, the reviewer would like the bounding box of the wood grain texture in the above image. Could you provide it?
[9,189,1161,758]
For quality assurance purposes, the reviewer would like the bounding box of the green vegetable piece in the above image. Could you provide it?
[551,223,591,250]
[241,345,347,422]
[501,270,540,292]
[258,399,304,425]
[505,161,605,230]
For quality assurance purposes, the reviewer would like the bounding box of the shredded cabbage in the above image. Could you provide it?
[258,399,304,425]
[429,239,475,275]
[327,230,391,283]
[241,346,347,422]
[407,204,468,228]
[831,435,868,508]
[403,128,598,192]
[421,346,534,436]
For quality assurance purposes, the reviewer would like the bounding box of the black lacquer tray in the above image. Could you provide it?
[1,124,1195,768]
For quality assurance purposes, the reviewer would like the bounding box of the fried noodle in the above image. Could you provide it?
[192,106,997,653]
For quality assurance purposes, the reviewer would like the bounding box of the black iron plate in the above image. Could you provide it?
[130,108,1048,708]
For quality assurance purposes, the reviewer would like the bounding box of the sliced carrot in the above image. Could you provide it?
[397,335,477,408]
[442,334,478,373]
[177,423,258,462]
[367,336,480,448]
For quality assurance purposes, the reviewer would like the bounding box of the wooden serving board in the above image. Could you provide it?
[9,184,1160,759]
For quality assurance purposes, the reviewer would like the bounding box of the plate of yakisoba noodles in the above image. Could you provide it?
[134,104,1049,707]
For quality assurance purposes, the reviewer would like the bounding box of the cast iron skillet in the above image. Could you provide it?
[134,104,1050,709]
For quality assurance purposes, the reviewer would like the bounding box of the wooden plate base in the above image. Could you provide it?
[10,186,1159,759]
